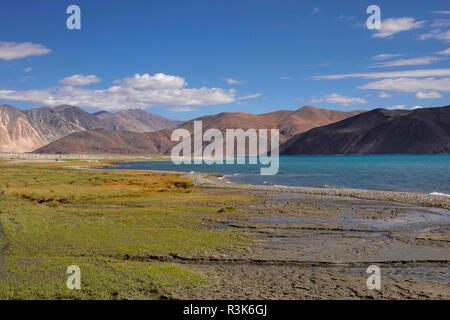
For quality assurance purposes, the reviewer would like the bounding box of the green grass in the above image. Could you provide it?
[0,257,203,299]
[0,161,254,299]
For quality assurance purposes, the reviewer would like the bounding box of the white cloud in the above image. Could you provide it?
[224,78,245,84]
[59,74,101,86]
[430,11,450,15]
[168,107,196,112]
[372,17,425,38]
[358,77,450,93]
[379,92,392,98]
[0,72,236,110]
[436,48,450,55]
[431,19,450,27]
[312,8,319,15]
[415,91,443,99]
[372,53,403,60]
[313,68,450,80]
[0,41,51,60]
[237,93,262,100]
[280,76,293,80]
[122,73,185,89]
[369,56,443,68]
[24,67,32,73]
[387,105,406,110]
[312,93,366,106]
[419,29,450,42]
[411,106,422,109]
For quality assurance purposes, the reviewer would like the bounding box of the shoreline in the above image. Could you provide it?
[185,172,450,210]
[85,165,450,210]
[101,163,450,210]
[1,152,449,209]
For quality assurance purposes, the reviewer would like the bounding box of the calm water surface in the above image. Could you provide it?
[112,155,450,194]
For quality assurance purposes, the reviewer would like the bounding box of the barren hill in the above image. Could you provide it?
[34,128,173,155]
[0,104,183,153]
[34,106,363,155]
[94,109,184,132]
[176,106,363,143]
[0,104,84,153]
[280,106,450,155]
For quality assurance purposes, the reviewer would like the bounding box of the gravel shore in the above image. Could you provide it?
[188,173,450,210]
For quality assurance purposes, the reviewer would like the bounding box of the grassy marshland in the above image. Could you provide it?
[0,160,254,299]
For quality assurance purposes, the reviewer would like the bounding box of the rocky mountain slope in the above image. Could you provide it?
[34,128,173,155]
[0,104,183,153]
[34,106,363,155]
[0,105,43,153]
[280,106,450,155]
[0,105,83,153]
[93,109,184,132]
[54,105,104,130]
[175,106,363,144]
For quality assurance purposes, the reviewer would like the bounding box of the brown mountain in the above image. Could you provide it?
[176,106,363,143]
[34,128,173,155]
[0,104,44,153]
[54,105,183,132]
[93,109,183,132]
[34,106,364,155]
[280,106,450,155]
[0,104,184,153]
[0,104,84,153]
[54,105,104,129]
[24,107,85,144]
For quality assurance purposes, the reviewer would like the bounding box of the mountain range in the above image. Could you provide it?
[2,104,449,155]
[280,105,450,155]
[33,106,363,155]
[0,104,182,153]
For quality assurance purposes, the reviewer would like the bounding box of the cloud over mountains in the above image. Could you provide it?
[0,73,236,110]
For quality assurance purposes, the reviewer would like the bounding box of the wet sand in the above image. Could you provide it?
[164,175,450,299]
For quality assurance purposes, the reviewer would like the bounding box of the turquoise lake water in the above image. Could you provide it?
[113,155,450,195]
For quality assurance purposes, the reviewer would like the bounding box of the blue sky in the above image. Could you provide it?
[0,0,449,120]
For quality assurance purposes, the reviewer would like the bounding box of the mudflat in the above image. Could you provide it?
[167,182,450,299]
